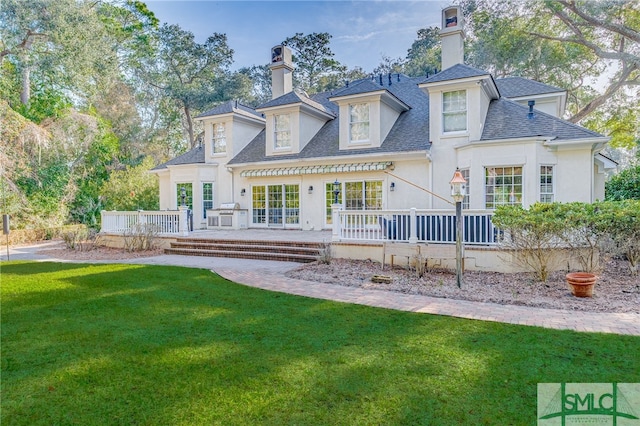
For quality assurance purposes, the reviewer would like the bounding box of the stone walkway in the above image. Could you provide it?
[3,243,639,336]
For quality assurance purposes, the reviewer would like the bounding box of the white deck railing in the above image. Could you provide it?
[100,209,189,236]
[335,208,497,245]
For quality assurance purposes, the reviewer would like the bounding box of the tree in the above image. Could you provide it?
[404,27,441,77]
[282,32,346,94]
[101,157,159,211]
[606,163,640,200]
[238,64,272,105]
[138,24,234,148]
[459,0,639,143]
[0,0,120,108]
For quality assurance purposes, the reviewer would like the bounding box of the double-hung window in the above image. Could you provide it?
[202,183,213,218]
[540,165,554,203]
[349,103,370,143]
[212,123,226,154]
[485,166,522,208]
[274,114,291,149]
[443,90,467,132]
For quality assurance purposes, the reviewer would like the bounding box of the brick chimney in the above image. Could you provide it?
[440,6,464,70]
[269,45,293,99]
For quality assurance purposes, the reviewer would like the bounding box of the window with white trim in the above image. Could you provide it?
[176,183,193,210]
[460,168,470,209]
[325,180,382,224]
[485,166,522,208]
[443,90,467,132]
[540,165,554,203]
[274,114,291,149]
[349,103,370,143]
[202,183,213,217]
[212,123,226,154]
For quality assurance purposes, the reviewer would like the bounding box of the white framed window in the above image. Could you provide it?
[274,114,291,149]
[349,103,370,143]
[202,183,213,218]
[460,168,470,209]
[485,166,522,208]
[443,90,467,132]
[325,180,382,224]
[176,183,193,210]
[212,123,226,154]
[540,165,554,203]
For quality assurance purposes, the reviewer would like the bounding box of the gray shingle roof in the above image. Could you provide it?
[152,145,205,171]
[196,100,263,120]
[229,75,430,165]
[159,65,603,169]
[495,77,564,98]
[419,63,489,84]
[258,90,335,117]
[481,98,602,141]
[330,78,385,97]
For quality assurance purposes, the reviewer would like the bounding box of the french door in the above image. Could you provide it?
[252,184,299,228]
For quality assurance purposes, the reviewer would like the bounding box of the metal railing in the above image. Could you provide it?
[337,209,497,245]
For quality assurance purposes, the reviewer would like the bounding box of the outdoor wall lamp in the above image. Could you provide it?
[240,188,246,196]
[308,185,313,194]
[332,180,341,204]
[390,182,395,191]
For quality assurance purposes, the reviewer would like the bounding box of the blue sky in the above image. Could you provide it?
[145,1,449,72]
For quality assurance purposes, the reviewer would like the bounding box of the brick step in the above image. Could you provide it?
[170,241,321,256]
[176,238,324,249]
[164,247,318,263]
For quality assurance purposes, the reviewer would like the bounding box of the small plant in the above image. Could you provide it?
[412,251,428,278]
[62,227,98,251]
[317,240,332,264]
[123,223,159,252]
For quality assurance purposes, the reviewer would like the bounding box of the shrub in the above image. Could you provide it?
[491,203,567,282]
[123,223,159,252]
[598,200,640,275]
[559,202,610,273]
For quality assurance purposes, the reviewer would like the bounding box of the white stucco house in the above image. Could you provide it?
[150,6,614,234]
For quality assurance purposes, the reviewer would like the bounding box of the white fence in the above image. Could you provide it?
[334,208,497,245]
[100,210,189,236]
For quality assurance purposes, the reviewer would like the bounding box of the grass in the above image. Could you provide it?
[2,261,639,425]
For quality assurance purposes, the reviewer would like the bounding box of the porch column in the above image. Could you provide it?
[178,206,189,236]
[408,207,418,244]
[331,204,342,242]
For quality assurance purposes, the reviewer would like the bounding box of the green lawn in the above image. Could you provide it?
[2,261,638,425]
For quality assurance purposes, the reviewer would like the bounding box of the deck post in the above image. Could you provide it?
[178,206,189,236]
[331,204,342,241]
[408,207,418,243]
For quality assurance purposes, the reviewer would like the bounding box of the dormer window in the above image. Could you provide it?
[349,103,370,143]
[443,90,467,132]
[212,123,226,154]
[274,114,291,149]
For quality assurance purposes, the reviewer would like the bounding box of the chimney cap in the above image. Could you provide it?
[441,5,464,34]
[270,45,293,68]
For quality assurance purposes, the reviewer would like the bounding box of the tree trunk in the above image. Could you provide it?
[184,104,195,148]
[20,66,31,105]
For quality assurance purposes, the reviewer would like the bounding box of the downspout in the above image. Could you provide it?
[227,166,234,204]
[427,149,434,208]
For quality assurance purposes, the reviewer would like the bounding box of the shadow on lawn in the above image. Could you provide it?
[2,261,639,425]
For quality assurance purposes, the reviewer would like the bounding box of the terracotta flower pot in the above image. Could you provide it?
[566,272,597,297]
